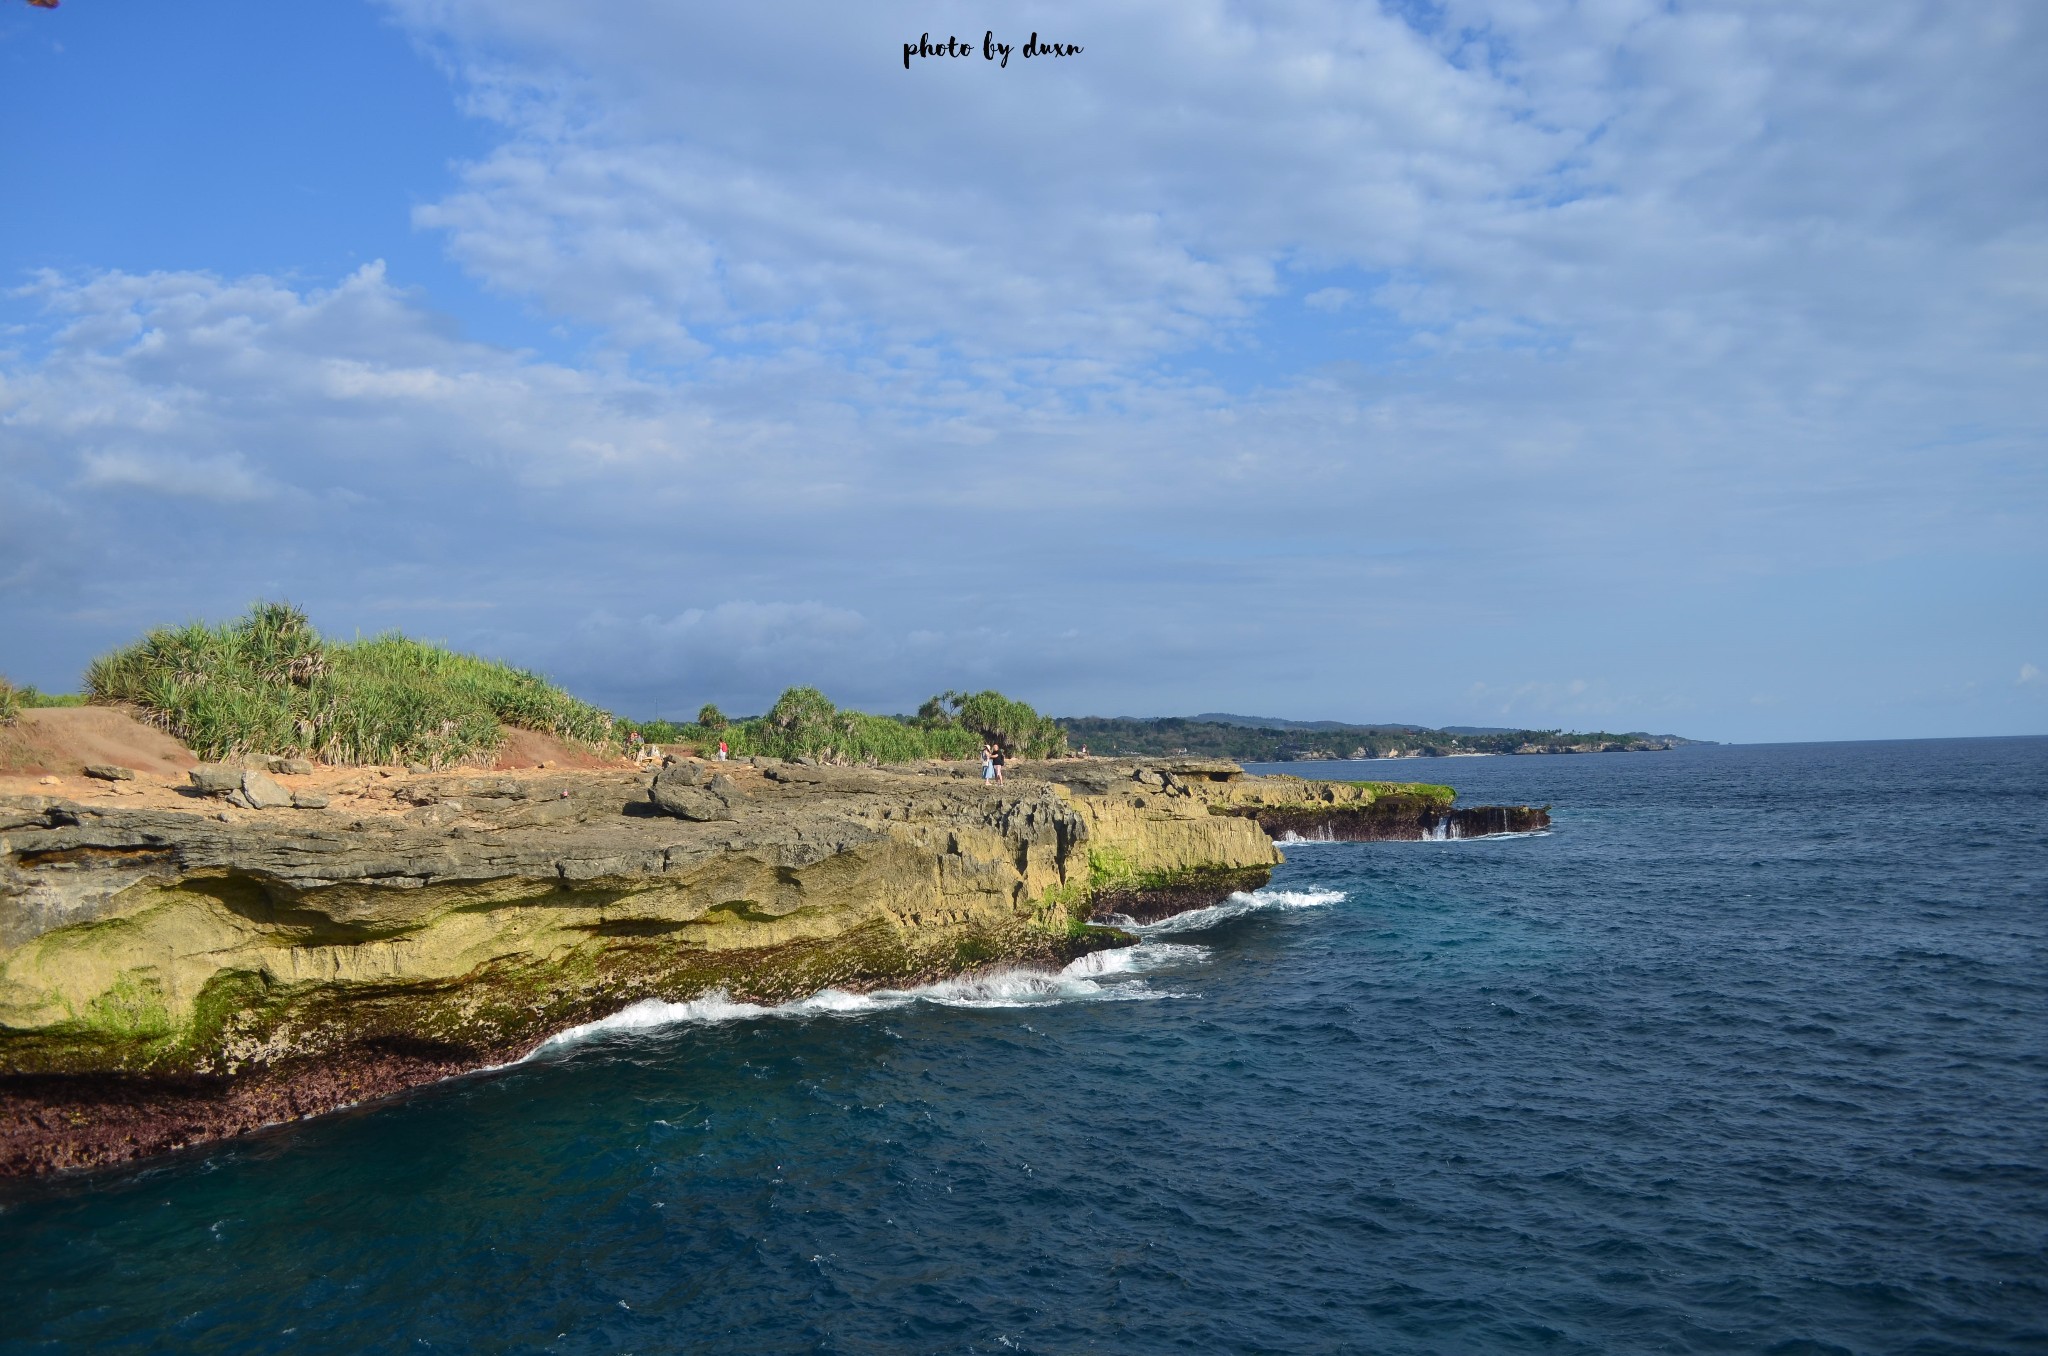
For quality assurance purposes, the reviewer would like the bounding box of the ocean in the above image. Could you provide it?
[3,737,2044,1353]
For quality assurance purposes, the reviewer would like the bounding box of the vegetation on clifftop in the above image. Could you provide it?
[85,602,616,766]
[623,687,1068,765]
[0,677,83,725]
[695,687,984,763]
[916,690,1069,758]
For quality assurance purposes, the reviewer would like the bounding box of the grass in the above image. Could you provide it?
[1085,844,1140,888]
[1028,877,1094,935]
[85,601,617,767]
[1,678,88,722]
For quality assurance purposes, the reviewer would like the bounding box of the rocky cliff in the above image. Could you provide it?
[0,757,1541,1175]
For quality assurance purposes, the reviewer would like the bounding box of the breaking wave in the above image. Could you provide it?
[1111,887,1347,936]
[1276,829,1552,844]
[527,887,1348,1055]
[526,942,1213,1056]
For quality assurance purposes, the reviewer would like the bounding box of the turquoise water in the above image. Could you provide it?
[3,738,2045,1353]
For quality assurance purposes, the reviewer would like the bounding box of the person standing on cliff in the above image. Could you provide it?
[991,743,1006,782]
[982,743,996,782]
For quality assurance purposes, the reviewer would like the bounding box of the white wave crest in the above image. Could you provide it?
[1276,828,1552,844]
[1113,887,1346,936]
[526,941,1211,1057]
[1062,940,1210,975]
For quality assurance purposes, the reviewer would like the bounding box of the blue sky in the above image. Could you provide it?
[2,0,2043,741]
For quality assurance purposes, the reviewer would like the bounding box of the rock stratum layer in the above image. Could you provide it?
[0,758,1544,1175]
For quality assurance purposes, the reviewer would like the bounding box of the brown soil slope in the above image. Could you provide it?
[492,727,625,770]
[0,707,197,777]
[0,707,622,782]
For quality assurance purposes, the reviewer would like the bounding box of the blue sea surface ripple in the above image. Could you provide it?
[2,737,2044,1353]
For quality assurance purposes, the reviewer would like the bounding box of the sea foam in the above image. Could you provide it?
[525,941,1213,1057]
[1109,886,1347,935]
[1275,828,1552,844]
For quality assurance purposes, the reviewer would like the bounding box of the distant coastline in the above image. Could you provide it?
[1054,714,1708,763]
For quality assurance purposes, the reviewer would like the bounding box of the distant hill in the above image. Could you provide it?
[1057,714,1709,761]
[1191,712,1426,733]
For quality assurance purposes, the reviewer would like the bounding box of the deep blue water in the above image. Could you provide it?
[3,738,2046,1354]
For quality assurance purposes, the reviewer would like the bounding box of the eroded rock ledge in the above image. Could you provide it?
[0,758,1543,1175]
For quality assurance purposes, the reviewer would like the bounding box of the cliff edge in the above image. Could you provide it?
[0,757,1544,1175]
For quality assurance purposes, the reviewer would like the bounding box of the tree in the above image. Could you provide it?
[766,686,835,732]
[918,689,1067,758]
[696,703,728,730]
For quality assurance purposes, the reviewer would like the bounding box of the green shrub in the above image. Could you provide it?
[658,687,1024,765]
[715,687,981,763]
[0,677,85,724]
[86,601,616,767]
[622,719,696,746]
[631,688,1067,767]
[917,689,1068,757]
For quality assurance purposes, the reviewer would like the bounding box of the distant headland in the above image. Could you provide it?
[1054,714,1707,762]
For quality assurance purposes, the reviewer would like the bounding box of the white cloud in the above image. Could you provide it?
[383,0,2047,396]
[358,0,2048,614]
[2021,663,2042,686]
[393,0,1549,358]
[2,1,2044,738]
[1,253,2037,622]
[78,449,274,502]
[3,262,730,495]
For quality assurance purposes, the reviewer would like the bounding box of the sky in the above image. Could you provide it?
[1,0,2043,742]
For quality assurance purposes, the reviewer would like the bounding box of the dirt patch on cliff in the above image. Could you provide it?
[0,712,633,810]
[0,708,621,779]
[0,706,197,778]
[491,726,629,770]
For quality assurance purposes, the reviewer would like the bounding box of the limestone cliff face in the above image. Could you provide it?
[0,758,1540,1175]
[0,759,1290,1173]
[1153,767,1549,841]
[2,767,1096,1067]
[1006,760,1543,848]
